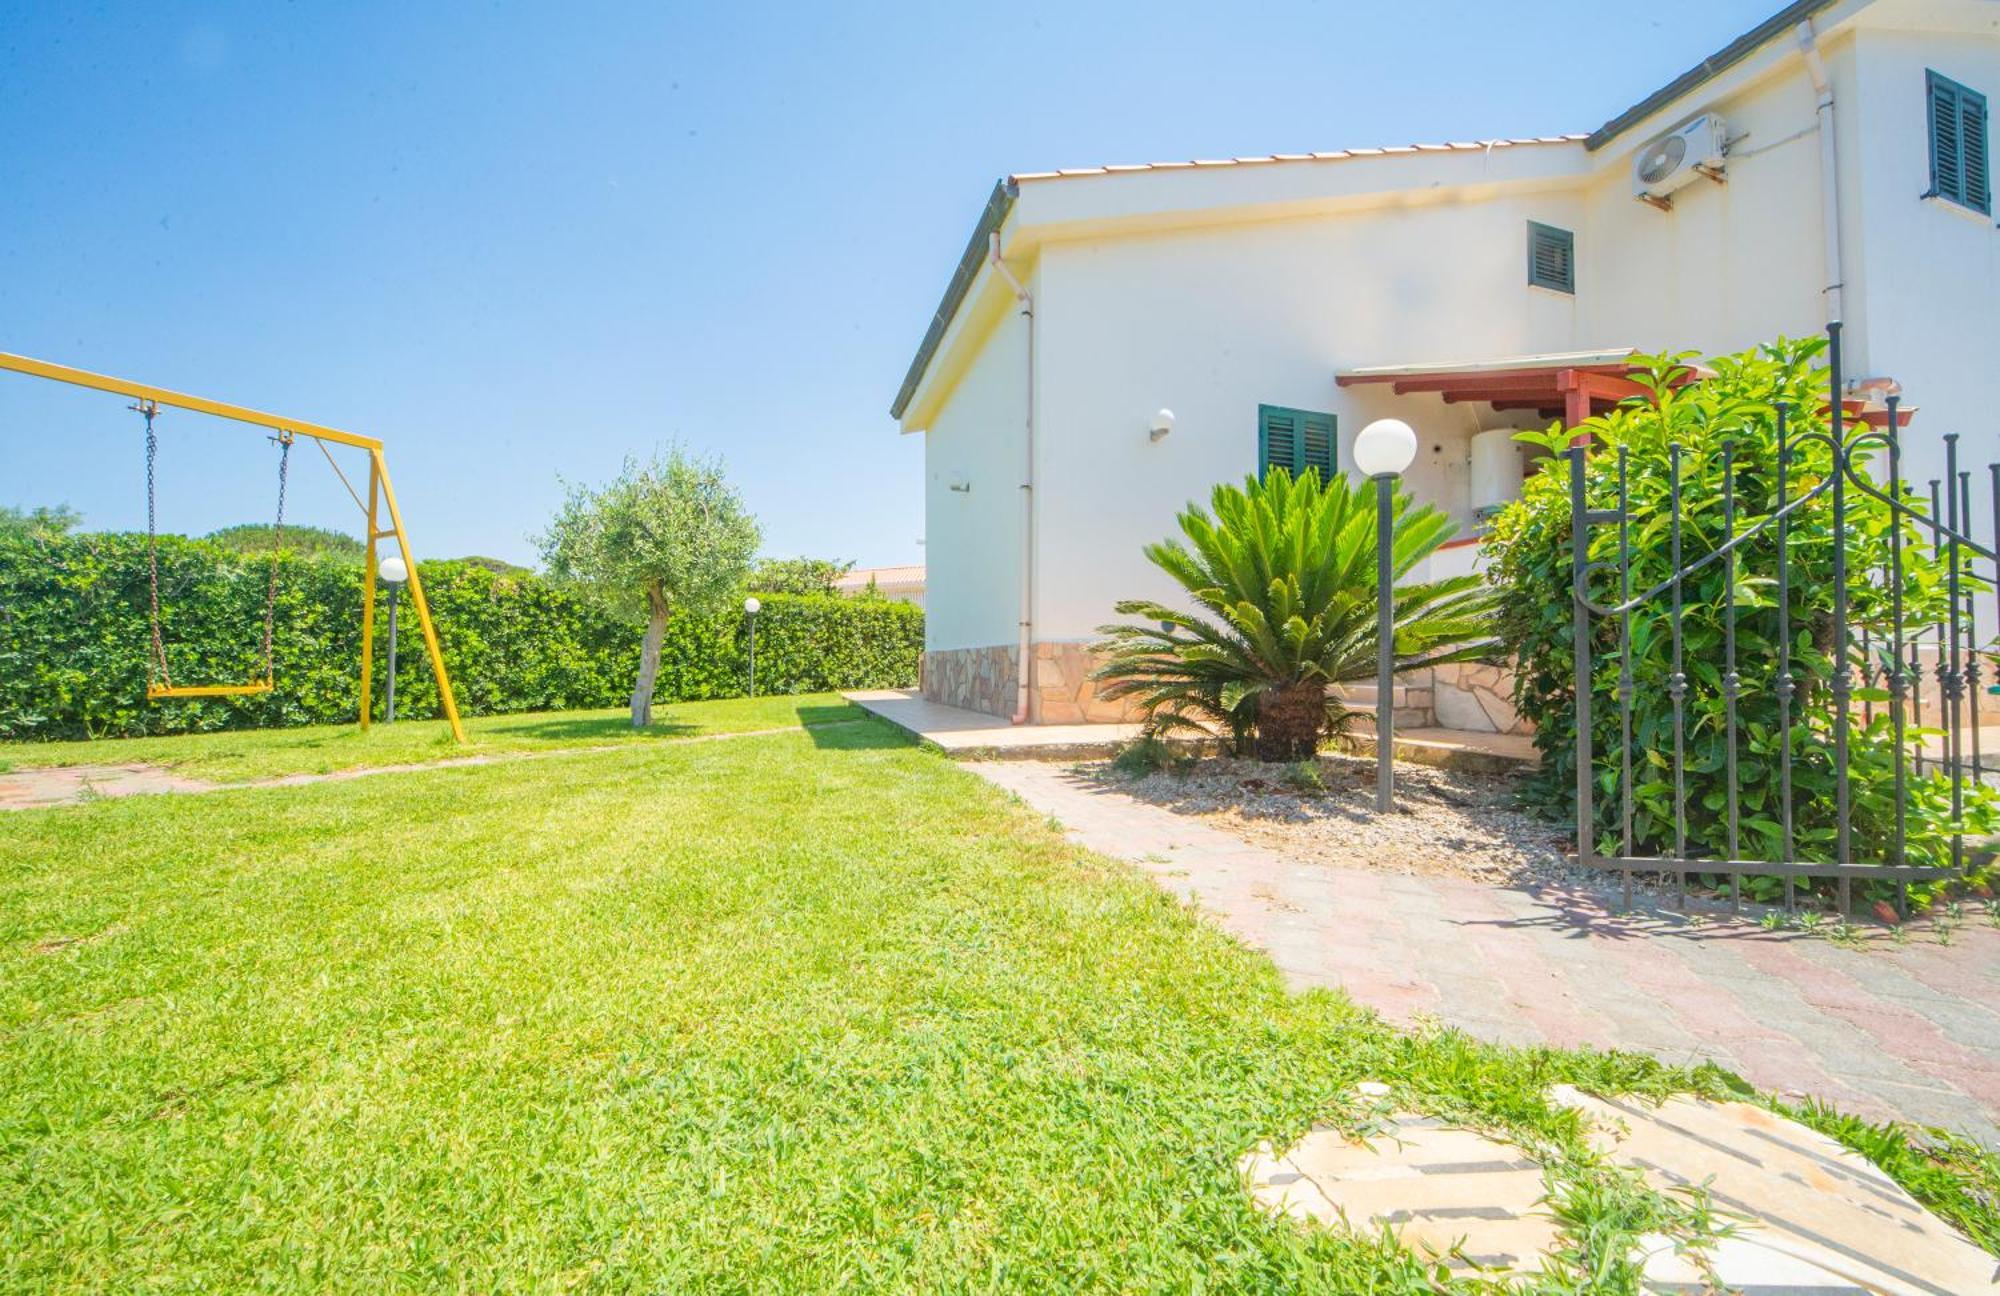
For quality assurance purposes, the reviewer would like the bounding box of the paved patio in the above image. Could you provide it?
[974,760,2000,1143]
[847,688,1537,768]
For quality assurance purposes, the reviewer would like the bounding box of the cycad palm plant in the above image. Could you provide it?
[1093,467,1500,760]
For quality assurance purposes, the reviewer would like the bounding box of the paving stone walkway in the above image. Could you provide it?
[973,761,2000,1144]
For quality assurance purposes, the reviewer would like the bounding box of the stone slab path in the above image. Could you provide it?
[974,761,2000,1144]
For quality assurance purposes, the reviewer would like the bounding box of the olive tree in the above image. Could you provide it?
[538,449,761,727]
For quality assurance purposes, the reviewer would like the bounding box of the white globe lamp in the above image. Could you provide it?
[376,554,410,724]
[1353,418,1418,479]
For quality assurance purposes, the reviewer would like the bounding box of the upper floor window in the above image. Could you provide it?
[1928,70,1990,216]
[1527,221,1575,294]
[1258,405,1335,483]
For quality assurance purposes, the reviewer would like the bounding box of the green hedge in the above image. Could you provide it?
[0,530,923,740]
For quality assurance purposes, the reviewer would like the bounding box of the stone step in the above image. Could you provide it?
[1337,701,1433,729]
[1332,682,1422,708]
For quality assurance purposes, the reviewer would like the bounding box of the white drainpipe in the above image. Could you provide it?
[1797,19,1844,325]
[987,231,1036,724]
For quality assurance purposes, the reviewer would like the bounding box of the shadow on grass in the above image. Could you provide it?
[804,716,915,751]
[485,717,701,743]
[797,704,867,728]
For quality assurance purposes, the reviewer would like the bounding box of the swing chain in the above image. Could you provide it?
[138,401,172,691]
[262,431,294,678]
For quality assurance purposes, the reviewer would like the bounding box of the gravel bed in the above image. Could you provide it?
[1086,751,1594,887]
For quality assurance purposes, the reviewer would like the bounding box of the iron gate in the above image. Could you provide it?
[1569,323,1997,915]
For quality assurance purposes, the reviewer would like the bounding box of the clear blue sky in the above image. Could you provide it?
[2,0,1772,568]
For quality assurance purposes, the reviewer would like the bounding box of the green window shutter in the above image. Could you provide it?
[1929,70,1991,215]
[1299,410,1335,480]
[1527,221,1575,293]
[1259,405,1336,481]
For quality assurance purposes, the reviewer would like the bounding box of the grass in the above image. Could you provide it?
[0,694,864,782]
[0,703,1992,1290]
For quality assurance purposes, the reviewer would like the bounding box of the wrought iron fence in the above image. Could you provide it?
[1568,322,1997,915]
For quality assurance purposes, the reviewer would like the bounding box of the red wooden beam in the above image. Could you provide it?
[1338,362,1636,391]
[1389,373,1574,396]
[1564,384,1591,437]
[1441,388,1571,405]
[1558,368,1653,403]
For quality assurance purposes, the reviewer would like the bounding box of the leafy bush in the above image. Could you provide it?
[0,530,921,740]
[204,522,365,560]
[453,555,534,576]
[1484,337,1996,899]
[1109,735,1191,778]
[1094,467,1499,760]
[0,504,81,539]
[750,556,854,597]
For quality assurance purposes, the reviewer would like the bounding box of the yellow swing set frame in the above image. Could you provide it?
[0,351,466,743]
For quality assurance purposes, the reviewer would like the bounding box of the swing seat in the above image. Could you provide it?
[147,678,274,701]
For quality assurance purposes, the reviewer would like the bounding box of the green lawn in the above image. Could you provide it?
[0,694,864,782]
[0,703,1992,1291]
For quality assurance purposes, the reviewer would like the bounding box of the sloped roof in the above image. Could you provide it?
[1585,0,1842,149]
[891,0,1856,420]
[888,138,1585,420]
[1009,135,1586,183]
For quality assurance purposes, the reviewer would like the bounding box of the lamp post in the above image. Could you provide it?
[378,555,408,723]
[1354,418,1418,812]
[744,596,761,697]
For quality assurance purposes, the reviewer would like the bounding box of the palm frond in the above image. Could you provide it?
[1094,467,1501,753]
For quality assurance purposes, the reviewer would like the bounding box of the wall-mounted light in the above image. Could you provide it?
[1149,408,1175,443]
[948,474,971,493]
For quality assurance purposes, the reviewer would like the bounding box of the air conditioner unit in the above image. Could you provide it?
[1632,113,1726,203]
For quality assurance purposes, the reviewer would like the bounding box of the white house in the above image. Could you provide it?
[890,0,1998,727]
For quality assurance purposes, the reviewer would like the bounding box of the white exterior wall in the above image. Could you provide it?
[1578,35,1844,355]
[922,301,1026,653]
[1031,191,1588,641]
[1849,21,2000,513]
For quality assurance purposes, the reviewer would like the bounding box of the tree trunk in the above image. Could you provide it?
[1254,681,1327,762]
[631,580,670,728]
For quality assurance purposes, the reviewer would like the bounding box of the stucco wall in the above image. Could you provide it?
[922,295,1027,655]
[1577,32,1844,358]
[1030,190,1587,642]
[1849,24,2000,517]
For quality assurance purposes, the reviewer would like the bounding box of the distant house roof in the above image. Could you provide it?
[834,564,925,593]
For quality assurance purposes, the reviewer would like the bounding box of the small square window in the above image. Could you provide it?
[1527,221,1575,294]
[1258,405,1335,482]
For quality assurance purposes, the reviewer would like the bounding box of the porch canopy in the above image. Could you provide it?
[1336,348,1657,428]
